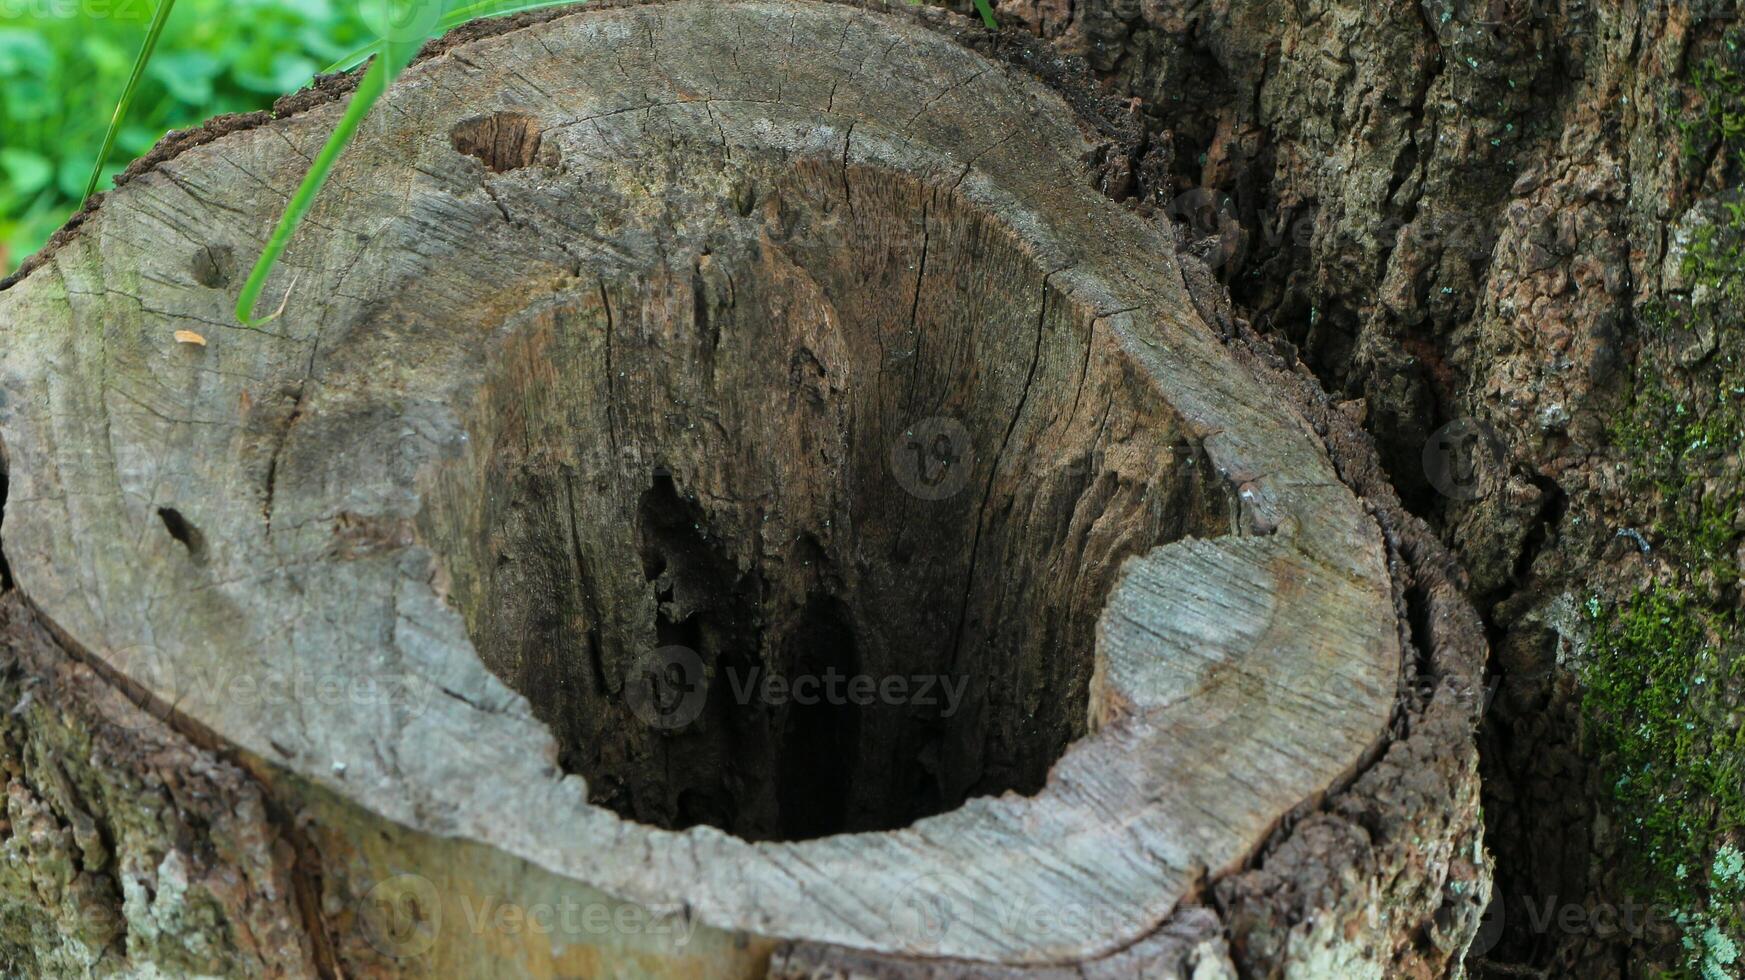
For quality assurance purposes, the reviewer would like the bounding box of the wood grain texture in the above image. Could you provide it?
[0,2,1423,975]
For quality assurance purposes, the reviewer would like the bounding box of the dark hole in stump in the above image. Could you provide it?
[190,244,233,289]
[0,435,12,592]
[156,507,206,564]
[417,165,1233,842]
[450,111,551,172]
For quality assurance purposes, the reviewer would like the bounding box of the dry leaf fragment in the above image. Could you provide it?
[174,330,207,347]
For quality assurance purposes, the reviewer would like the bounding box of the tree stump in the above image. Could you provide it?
[0,1,1489,976]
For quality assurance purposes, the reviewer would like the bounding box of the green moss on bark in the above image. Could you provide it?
[1582,28,1745,978]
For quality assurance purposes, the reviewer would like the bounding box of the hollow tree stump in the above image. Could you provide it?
[0,1,1490,976]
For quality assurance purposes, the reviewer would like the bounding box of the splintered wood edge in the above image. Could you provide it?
[0,0,1397,966]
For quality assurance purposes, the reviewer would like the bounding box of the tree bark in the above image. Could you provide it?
[955,0,1745,976]
[0,1,1487,976]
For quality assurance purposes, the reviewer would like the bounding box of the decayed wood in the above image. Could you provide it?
[0,1,1474,976]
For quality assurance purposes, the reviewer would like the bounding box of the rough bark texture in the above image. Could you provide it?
[0,1,1488,976]
[953,0,1745,975]
[0,593,318,977]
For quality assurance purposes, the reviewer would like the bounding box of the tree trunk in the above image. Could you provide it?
[957,0,1745,976]
[0,1,1487,976]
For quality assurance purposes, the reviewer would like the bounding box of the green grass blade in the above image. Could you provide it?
[233,52,399,327]
[240,0,984,328]
[84,0,177,202]
[241,0,579,326]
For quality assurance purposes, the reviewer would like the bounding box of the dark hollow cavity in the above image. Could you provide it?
[156,507,207,563]
[0,436,12,591]
[450,111,552,172]
[419,161,1231,841]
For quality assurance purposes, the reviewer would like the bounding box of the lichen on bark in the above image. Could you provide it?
[0,595,315,978]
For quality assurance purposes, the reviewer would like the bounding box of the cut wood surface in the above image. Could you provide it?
[0,2,1477,977]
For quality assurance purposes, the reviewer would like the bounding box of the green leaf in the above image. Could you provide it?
[298,24,366,62]
[3,78,53,122]
[61,155,100,199]
[235,51,319,94]
[119,125,162,155]
[81,35,135,77]
[297,0,341,19]
[4,202,84,275]
[0,149,54,197]
[148,49,225,104]
[0,29,57,76]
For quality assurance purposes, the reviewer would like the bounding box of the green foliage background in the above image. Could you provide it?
[0,0,376,274]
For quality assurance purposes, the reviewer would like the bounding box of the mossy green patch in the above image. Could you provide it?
[1610,288,1745,580]
[1584,584,1745,979]
[1584,587,1743,883]
[1586,23,1745,978]
[1680,31,1745,176]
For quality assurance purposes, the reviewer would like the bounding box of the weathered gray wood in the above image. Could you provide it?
[0,2,1458,976]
